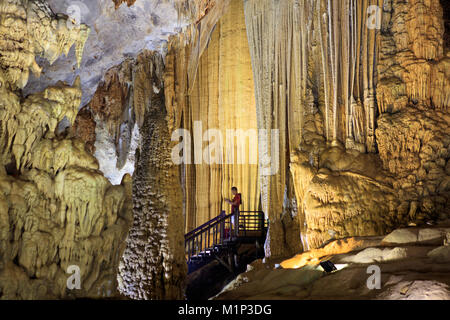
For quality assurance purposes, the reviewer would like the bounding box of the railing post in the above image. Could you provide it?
[259,211,263,232]
[220,211,225,243]
[234,210,239,238]
[196,235,199,256]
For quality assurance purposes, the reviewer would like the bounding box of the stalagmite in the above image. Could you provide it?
[0,0,448,301]
[118,52,186,300]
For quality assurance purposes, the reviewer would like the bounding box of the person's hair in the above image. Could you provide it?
[231,187,238,191]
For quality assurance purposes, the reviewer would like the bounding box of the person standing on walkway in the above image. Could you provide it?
[225,187,241,236]
[225,187,241,214]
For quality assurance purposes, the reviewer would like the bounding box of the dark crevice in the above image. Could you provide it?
[4,160,19,177]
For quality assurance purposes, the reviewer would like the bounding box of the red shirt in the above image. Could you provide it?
[231,193,241,213]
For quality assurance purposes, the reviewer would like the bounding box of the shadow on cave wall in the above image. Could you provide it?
[441,0,450,49]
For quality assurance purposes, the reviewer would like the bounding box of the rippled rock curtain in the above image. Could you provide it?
[244,0,383,257]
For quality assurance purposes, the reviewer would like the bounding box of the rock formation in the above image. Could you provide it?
[116,52,186,300]
[163,0,449,258]
[0,0,89,91]
[0,0,131,299]
[214,223,450,299]
[0,0,448,300]
[165,0,259,232]
[24,0,185,108]
[73,106,96,154]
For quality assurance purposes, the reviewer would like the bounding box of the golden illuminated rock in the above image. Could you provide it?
[162,0,448,259]
[0,0,131,299]
[0,78,133,297]
[0,0,89,90]
[165,0,259,231]
[241,0,449,254]
[0,0,448,300]
[378,0,448,111]
[214,224,450,300]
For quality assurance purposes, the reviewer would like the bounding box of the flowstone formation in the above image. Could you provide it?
[164,0,449,258]
[0,0,131,299]
[0,0,447,301]
[165,0,260,232]
[83,46,210,299]
[243,0,448,255]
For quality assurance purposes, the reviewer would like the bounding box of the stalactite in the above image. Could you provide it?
[330,0,339,144]
[0,0,89,90]
[244,0,316,257]
[0,0,447,297]
[318,0,330,142]
[0,0,132,299]
[244,0,448,252]
[186,0,231,91]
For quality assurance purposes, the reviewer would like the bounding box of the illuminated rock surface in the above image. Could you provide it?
[23,0,188,107]
[240,0,449,256]
[0,0,131,299]
[163,0,449,258]
[117,52,186,300]
[165,0,259,232]
[0,0,448,300]
[214,224,450,300]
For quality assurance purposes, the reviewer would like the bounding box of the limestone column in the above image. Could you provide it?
[119,53,186,300]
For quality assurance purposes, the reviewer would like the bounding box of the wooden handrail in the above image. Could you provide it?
[185,212,234,240]
[185,211,265,240]
[185,213,225,239]
[185,211,267,263]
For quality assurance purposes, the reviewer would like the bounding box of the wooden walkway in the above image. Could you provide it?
[185,211,268,274]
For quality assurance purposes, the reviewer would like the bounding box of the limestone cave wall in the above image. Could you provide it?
[165,0,260,231]
[245,0,449,254]
[0,0,448,300]
[165,0,449,258]
[75,49,186,299]
[0,0,132,299]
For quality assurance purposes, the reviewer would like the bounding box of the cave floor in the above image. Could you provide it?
[214,222,450,300]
